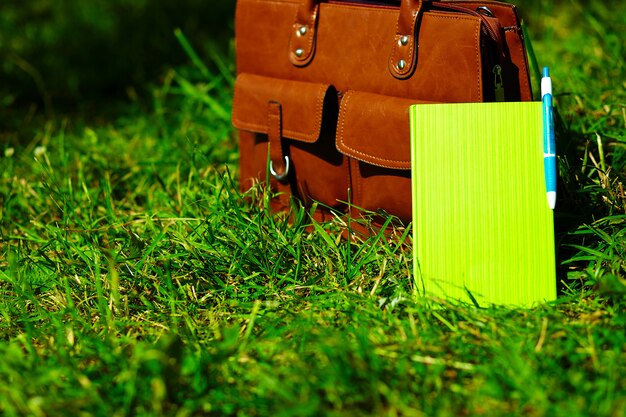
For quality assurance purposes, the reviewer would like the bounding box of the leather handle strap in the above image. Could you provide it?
[267,101,293,209]
[289,0,319,66]
[267,101,289,181]
[388,0,430,79]
[289,0,431,78]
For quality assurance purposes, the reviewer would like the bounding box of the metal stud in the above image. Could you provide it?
[397,59,407,70]
[400,35,409,46]
[298,25,307,36]
[295,48,304,58]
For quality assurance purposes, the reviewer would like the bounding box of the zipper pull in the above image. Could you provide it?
[493,64,505,102]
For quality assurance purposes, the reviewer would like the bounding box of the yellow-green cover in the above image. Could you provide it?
[410,102,556,307]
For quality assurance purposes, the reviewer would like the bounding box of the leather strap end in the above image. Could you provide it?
[388,34,418,79]
[388,0,429,79]
[267,101,289,181]
[289,3,319,66]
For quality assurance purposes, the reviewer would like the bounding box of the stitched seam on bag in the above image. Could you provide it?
[474,21,482,100]
[251,0,479,22]
[338,92,409,169]
[248,0,479,23]
[324,3,479,22]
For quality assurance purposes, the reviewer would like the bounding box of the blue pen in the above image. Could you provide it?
[541,67,557,210]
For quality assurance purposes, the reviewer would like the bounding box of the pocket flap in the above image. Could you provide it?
[232,73,331,143]
[336,91,433,169]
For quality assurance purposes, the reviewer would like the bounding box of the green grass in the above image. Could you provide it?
[1,0,625,416]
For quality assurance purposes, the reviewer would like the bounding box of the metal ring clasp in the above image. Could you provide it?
[476,6,495,17]
[269,156,290,181]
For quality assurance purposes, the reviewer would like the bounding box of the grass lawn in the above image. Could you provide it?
[1,1,625,416]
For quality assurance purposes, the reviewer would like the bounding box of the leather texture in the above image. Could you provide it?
[232,0,533,225]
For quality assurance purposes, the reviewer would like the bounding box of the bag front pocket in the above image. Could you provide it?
[336,91,434,224]
[232,73,349,211]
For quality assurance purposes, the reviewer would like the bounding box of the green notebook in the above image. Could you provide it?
[410,102,556,307]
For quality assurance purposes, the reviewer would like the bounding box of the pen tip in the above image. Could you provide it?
[547,192,556,210]
[542,67,550,78]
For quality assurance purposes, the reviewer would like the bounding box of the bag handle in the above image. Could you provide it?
[288,0,432,79]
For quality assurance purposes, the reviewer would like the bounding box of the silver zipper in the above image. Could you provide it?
[493,65,505,102]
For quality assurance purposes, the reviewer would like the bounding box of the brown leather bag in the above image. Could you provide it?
[232,0,533,225]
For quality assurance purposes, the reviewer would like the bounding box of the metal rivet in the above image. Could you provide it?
[397,59,406,70]
[298,26,307,36]
[295,48,304,57]
[400,35,409,46]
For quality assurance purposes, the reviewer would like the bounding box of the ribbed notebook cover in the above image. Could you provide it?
[410,102,556,307]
